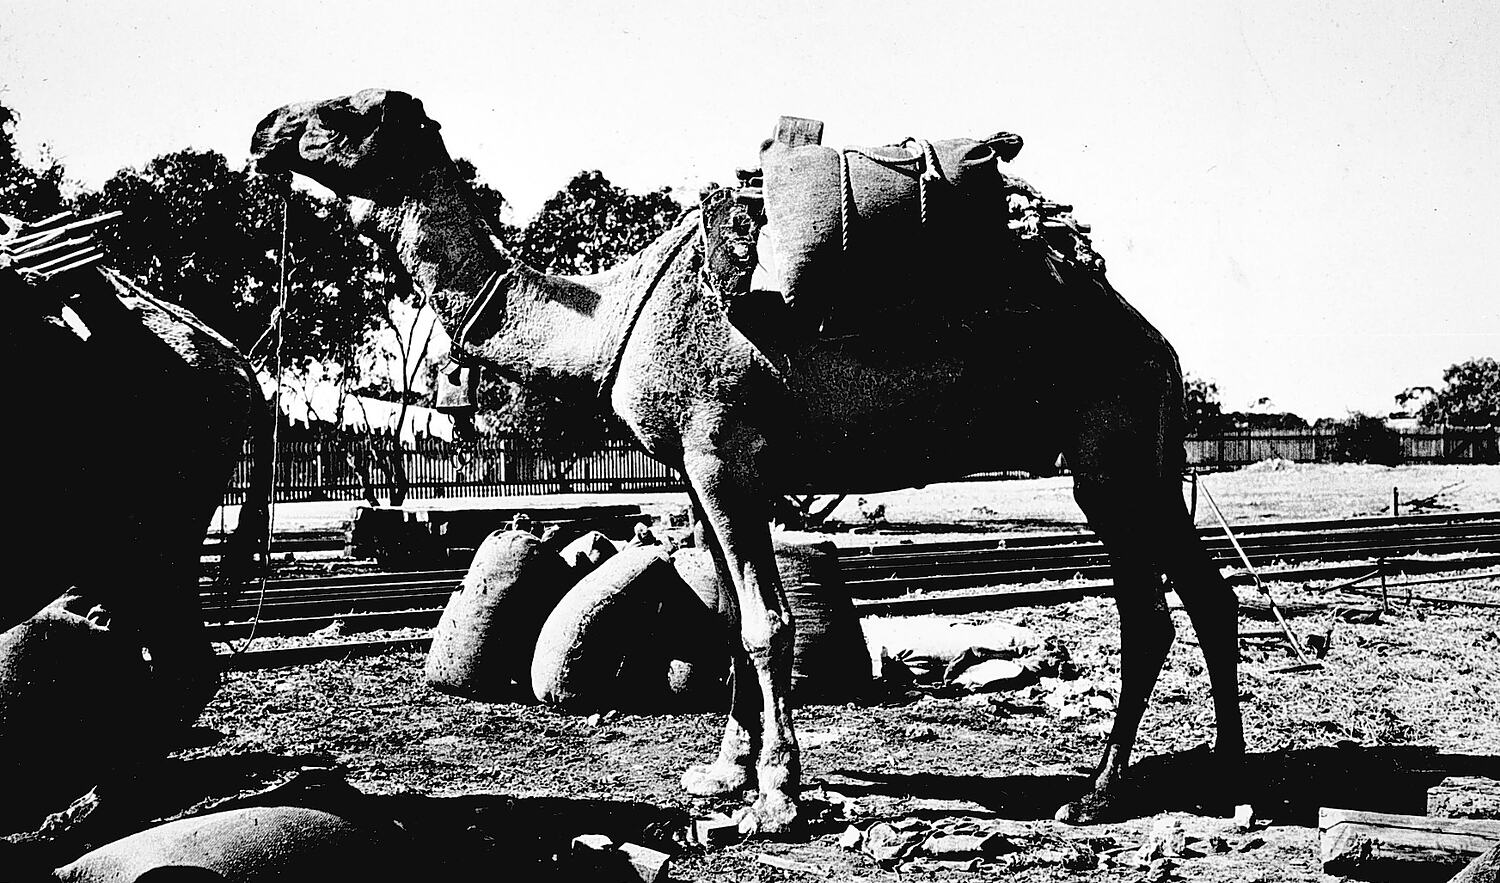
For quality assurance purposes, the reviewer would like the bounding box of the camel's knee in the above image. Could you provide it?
[739,606,793,664]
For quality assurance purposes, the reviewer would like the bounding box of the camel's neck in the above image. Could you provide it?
[348,156,635,395]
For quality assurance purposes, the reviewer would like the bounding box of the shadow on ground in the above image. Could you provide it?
[830,743,1500,825]
[2,750,689,880]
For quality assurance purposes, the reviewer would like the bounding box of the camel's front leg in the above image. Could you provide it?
[679,444,800,835]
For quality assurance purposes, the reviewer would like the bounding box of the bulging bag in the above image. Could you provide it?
[759,131,1020,324]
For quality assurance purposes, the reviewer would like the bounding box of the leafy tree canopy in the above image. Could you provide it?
[0,101,69,224]
[1183,375,1223,436]
[74,151,387,368]
[514,170,682,275]
[1413,357,1500,427]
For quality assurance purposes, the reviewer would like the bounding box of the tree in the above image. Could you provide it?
[1414,357,1500,426]
[515,170,682,274]
[1326,412,1402,465]
[0,100,68,222]
[74,151,452,506]
[1183,375,1224,436]
[75,152,384,364]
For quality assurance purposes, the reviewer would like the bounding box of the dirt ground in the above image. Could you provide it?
[15,465,1500,880]
[168,465,1500,882]
[175,568,1500,882]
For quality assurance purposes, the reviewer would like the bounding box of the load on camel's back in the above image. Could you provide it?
[705,116,1103,341]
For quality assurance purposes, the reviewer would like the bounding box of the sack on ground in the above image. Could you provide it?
[424,529,573,699]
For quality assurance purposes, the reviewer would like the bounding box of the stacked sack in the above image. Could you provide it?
[425,525,872,712]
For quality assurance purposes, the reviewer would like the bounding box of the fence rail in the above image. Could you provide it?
[222,426,1499,505]
[1183,426,1498,470]
[221,435,682,505]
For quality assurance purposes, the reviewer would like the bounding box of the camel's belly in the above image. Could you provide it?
[759,339,1066,490]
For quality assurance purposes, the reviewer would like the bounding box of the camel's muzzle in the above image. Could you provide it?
[249,105,314,174]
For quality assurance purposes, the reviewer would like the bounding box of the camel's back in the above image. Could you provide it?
[614,214,1181,490]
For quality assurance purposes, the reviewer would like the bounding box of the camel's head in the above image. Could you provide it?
[250,89,442,199]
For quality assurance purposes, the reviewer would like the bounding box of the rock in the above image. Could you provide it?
[1232,803,1255,831]
[619,842,671,882]
[1138,816,1186,861]
[951,658,1029,692]
[694,814,741,847]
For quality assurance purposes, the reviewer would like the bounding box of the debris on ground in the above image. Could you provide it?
[865,616,1077,696]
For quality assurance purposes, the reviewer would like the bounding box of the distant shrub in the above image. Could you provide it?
[1326,413,1402,465]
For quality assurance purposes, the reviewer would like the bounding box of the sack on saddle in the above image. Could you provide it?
[758,126,1022,327]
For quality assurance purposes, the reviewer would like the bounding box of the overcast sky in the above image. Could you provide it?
[4,0,1496,420]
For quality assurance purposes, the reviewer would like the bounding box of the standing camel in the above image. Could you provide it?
[2,259,272,725]
[251,89,1242,831]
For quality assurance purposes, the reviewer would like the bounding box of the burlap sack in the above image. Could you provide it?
[670,542,871,705]
[424,529,573,699]
[531,546,729,712]
[759,134,1008,322]
[54,806,403,882]
[0,596,157,834]
[773,539,871,704]
[558,529,619,579]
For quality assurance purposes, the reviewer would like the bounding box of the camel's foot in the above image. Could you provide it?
[681,761,752,797]
[1054,783,1132,826]
[733,789,799,837]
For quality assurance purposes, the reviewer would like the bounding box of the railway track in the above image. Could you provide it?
[205,511,1500,656]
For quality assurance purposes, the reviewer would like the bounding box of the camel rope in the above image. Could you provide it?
[596,214,700,401]
[836,138,958,253]
[228,191,291,658]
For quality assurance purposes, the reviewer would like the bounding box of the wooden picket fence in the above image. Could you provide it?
[221,434,682,505]
[221,425,1497,505]
[1184,426,1498,469]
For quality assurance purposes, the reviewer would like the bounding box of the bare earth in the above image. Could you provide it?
[183,465,1500,881]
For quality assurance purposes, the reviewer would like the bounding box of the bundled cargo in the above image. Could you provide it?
[749,117,1107,336]
[424,529,573,699]
[531,545,730,713]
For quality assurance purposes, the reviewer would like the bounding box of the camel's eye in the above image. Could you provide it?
[314,104,368,135]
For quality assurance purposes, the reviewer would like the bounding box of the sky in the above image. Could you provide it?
[3,0,1496,421]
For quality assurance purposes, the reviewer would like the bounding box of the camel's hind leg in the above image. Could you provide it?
[1055,475,1245,823]
[1054,359,1243,823]
[677,439,800,835]
[1056,476,1179,823]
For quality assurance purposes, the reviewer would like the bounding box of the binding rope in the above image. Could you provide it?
[1196,476,1321,673]
[836,138,958,254]
[228,189,292,659]
[597,215,698,401]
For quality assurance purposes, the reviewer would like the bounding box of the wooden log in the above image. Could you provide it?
[1319,807,1500,880]
[1430,778,1500,821]
[1448,845,1500,883]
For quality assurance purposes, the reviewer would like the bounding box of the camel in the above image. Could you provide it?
[1,259,272,727]
[250,89,1243,831]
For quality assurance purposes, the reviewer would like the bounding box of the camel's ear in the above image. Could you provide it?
[412,98,441,131]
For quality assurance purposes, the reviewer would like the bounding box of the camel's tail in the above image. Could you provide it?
[214,380,275,606]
